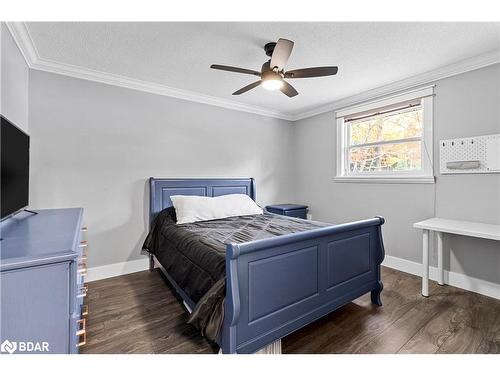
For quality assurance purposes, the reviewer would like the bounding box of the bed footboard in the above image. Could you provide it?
[221,217,385,354]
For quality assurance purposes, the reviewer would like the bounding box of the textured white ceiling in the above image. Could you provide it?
[26,22,500,117]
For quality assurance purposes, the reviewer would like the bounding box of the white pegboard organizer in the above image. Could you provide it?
[439,133,500,174]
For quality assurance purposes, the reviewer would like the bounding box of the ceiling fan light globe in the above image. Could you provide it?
[261,79,283,91]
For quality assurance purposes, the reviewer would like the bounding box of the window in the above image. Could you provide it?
[335,87,434,183]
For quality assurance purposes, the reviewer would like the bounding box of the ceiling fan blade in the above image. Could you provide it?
[280,81,298,97]
[211,64,261,77]
[270,38,294,71]
[285,66,338,78]
[232,81,261,95]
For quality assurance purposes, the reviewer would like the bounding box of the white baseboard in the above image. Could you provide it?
[382,255,500,300]
[86,258,150,282]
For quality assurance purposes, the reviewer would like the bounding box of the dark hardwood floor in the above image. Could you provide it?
[81,267,500,354]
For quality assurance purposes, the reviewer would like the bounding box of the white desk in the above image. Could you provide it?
[413,218,500,297]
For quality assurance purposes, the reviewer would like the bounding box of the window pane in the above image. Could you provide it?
[349,141,422,173]
[349,107,423,146]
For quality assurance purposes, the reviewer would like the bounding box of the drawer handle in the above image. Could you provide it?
[77,284,88,298]
[79,240,88,248]
[76,318,86,347]
[80,255,87,262]
[78,262,87,277]
[81,226,88,232]
[82,304,89,317]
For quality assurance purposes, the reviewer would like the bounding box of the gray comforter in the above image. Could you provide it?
[142,208,329,342]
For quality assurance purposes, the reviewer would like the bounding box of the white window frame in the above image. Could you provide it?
[335,86,435,184]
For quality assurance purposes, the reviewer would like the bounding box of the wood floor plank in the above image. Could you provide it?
[436,324,485,354]
[397,305,468,354]
[81,267,500,354]
[476,308,500,353]
[355,302,445,354]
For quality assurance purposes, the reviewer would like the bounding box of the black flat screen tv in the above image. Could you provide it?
[1,115,30,220]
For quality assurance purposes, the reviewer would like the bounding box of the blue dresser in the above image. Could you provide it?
[0,208,87,354]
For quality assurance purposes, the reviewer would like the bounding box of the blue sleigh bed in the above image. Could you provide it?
[148,178,385,354]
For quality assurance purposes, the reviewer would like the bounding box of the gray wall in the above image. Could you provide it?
[1,23,29,132]
[29,70,296,268]
[293,64,500,284]
[433,65,500,282]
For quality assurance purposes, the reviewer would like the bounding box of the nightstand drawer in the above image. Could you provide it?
[266,204,308,219]
[283,208,307,219]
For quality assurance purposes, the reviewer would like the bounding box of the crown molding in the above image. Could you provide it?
[5,22,39,67]
[5,22,294,121]
[6,22,500,123]
[31,58,295,120]
[291,49,500,121]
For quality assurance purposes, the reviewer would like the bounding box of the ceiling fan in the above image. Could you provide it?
[210,38,338,98]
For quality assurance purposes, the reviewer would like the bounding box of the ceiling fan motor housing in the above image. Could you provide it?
[264,42,277,57]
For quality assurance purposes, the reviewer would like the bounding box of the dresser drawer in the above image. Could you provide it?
[0,263,70,354]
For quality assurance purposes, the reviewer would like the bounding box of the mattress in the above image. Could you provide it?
[142,208,330,341]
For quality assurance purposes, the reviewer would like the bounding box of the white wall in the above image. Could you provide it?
[29,70,296,268]
[293,64,500,285]
[1,23,29,132]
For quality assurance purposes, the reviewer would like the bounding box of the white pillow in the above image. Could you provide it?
[170,194,263,224]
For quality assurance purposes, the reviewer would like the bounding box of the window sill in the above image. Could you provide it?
[333,175,435,184]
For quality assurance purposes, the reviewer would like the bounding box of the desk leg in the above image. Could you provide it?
[437,231,444,285]
[422,229,429,297]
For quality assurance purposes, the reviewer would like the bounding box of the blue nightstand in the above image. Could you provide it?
[266,204,308,219]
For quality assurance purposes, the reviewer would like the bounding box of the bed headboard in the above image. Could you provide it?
[149,178,256,225]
